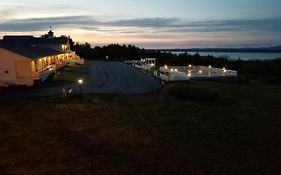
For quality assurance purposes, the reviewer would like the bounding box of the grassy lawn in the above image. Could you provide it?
[43,62,88,87]
[0,81,280,175]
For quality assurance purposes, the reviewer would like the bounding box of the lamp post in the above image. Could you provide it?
[78,79,83,97]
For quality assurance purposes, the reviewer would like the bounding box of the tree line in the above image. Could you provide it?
[70,41,145,60]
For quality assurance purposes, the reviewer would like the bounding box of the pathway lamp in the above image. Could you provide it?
[78,79,83,96]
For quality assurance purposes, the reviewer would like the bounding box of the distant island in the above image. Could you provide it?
[159,45,281,53]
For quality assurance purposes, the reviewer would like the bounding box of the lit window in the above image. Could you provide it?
[61,45,68,51]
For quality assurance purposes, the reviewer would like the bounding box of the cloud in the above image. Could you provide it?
[106,17,180,27]
[0,16,280,48]
[0,16,97,31]
[100,17,281,33]
[0,7,22,19]
[1,15,281,34]
[0,9,10,17]
[185,18,281,33]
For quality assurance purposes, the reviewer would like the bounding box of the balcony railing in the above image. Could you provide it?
[32,66,55,80]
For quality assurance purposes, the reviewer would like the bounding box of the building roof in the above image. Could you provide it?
[0,34,70,59]
[0,41,64,59]
[2,36,34,44]
[3,35,68,45]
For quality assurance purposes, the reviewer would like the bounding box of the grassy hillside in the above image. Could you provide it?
[0,81,280,175]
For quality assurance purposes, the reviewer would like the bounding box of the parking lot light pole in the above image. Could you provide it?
[78,79,83,97]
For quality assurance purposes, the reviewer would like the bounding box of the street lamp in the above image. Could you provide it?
[78,79,83,96]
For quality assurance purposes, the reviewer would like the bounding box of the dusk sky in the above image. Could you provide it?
[0,0,280,49]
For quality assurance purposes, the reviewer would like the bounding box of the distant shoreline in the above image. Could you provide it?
[159,50,281,60]
[159,49,281,53]
[152,45,281,53]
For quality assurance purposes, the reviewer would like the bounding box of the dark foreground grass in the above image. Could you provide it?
[0,81,280,175]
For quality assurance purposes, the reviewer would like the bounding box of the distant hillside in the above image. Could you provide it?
[160,45,281,53]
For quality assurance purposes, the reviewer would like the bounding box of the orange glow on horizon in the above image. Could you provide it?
[1,27,271,49]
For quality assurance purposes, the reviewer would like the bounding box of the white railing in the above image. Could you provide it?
[32,67,55,80]
[157,65,238,81]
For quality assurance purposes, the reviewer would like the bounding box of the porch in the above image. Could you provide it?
[31,52,79,82]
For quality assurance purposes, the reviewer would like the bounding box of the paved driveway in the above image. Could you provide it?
[84,61,162,94]
[0,61,162,99]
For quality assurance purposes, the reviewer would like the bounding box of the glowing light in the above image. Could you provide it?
[175,69,178,72]
[170,69,174,72]
[61,45,68,51]
[188,73,191,77]
[164,65,168,69]
[199,70,202,74]
[188,64,192,68]
[209,65,212,68]
[78,79,83,84]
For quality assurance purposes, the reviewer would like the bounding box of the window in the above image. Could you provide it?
[61,45,68,51]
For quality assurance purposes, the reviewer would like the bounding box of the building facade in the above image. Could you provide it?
[0,31,82,87]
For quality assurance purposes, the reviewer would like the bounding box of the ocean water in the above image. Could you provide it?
[171,51,281,60]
